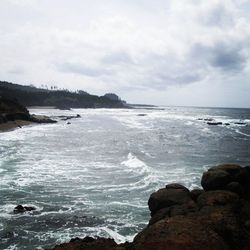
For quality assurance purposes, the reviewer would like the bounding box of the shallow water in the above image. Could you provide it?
[0,106,250,249]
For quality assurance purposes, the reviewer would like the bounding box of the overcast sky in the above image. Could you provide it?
[1,0,250,107]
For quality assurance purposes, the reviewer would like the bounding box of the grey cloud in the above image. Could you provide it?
[190,42,247,71]
[154,71,201,85]
[1,0,250,107]
[101,50,134,65]
[171,73,202,84]
[202,4,233,27]
[210,45,246,71]
[149,72,202,90]
[58,62,108,77]
[141,53,203,89]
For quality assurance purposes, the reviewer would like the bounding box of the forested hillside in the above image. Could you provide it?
[0,81,127,109]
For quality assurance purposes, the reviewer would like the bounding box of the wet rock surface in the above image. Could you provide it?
[50,164,250,250]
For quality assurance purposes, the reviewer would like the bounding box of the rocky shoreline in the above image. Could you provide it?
[50,164,250,250]
[0,98,57,132]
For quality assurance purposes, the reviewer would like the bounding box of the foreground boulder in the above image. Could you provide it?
[53,237,117,250]
[134,216,229,250]
[50,164,250,250]
[148,186,192,216]
[201,164,250,198]
[51,237,127,250]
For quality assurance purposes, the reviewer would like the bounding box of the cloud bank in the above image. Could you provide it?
[0,0,250,107]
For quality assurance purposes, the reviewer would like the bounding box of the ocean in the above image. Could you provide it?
[0,106,249,250]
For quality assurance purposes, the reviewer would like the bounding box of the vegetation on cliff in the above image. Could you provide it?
[0,81,127,109]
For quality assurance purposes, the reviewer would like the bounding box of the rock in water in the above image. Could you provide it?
[14,205,36,213]
[207,122,223,125]
[14,205,25,213]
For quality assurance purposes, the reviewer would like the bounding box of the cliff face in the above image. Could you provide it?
[51,164,250,250]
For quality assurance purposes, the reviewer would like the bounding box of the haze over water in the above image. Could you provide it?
[0,106,250,250]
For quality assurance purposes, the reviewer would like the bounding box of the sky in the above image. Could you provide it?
[1,0,250,108]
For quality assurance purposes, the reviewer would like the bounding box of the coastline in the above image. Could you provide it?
[50,164,250,250]
[0,114,57,133]
[0,120,37,133]
[0,120,35,132]
[1,103,250,249]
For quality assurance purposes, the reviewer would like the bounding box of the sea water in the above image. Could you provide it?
[0,106,250,249]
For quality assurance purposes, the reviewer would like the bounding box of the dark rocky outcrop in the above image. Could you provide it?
[50,164,250,250]
[30,115,57,124]
[201,164,250,196]
[0,98,56,131]
[190,188,204,201]
[207,121,223,125]
[51,237,114,250]
[50,237,130,250]
[148,186,192,216]
[234,122,246,125]
[134,216,229,250]
[58,114,81,121]
[14,205,36,213]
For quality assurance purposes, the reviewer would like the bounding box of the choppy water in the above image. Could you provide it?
[0,106,250,250]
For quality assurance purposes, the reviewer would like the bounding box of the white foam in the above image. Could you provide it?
[140,150,155,158]
[121,153,151,175]
[100,227,136,243]
[185,121,194,126]
[109,201,148,209]
[235,129,250,137]
[4,245,18,250]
